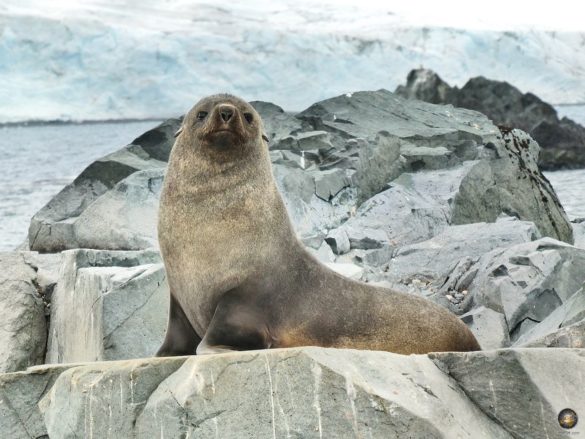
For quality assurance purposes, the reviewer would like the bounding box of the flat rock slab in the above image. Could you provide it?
[1,348,583,438]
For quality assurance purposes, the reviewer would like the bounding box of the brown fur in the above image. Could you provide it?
[156,94,480,357]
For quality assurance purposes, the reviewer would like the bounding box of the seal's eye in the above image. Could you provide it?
[244,113,254,124]
[197,111,208,121]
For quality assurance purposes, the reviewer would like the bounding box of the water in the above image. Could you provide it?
[0,121,161,251]
[544,169,585,220]
[0,114,584,252]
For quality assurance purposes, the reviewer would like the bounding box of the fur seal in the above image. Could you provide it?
[156,93,480,356]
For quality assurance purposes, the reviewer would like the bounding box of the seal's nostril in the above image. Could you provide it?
[219,106,234,122]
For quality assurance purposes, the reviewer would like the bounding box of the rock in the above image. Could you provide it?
[395,68,585,170]
[28,119,179,252]
[1,347,580,438]
[522,320,585,348]
[73,169,164,250]
[314,169,350,201]
[250,101,303,146]
[297,89,495,145]
[46,249,168,364]
[324,228,350,255]
[572,219,585,249]
[0,252,47,373]
[273,164,357,243]
[395,68,458,104]
[464,238,585,342]
[383,216,540,285]
[324,262,364,280]
[451,128,573,244]
[0,363,76,438]
[31,348,512,438]
[40,357,187,438]
[336,162,480,250]
[26,92,573,255]
[430,349,585,439]
[515,283,585,347]
[460,306,510,350]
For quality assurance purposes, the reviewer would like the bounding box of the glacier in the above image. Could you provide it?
[1,0,585,123]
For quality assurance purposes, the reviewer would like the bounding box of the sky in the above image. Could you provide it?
[2,0,585,31]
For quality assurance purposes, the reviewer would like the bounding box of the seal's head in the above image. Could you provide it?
[175,94,267,161]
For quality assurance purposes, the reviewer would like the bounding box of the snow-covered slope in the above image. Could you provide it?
[1,0,585,122]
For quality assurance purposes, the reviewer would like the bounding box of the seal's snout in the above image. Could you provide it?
[218,104,235,122]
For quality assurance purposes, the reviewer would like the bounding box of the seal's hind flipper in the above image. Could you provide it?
[155,294,201,357]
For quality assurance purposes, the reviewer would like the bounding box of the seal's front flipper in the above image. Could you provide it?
[156,294,201,357]
[196,294,272,355]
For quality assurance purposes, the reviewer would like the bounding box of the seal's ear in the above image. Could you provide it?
[262,133,269,143]
[174,126,183,138]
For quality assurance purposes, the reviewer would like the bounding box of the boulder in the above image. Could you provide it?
[25,92,573,254]
[395,68,585,170]
[28,119,179,252]
[72,169,164,250]
[379,216,540,287]
[0,363,76,438]
[459,238,585,343]
[39,348,511,438]
[1,347,582,438]
[515,282,585,347]
[431,349,585,439]
[0,253,47,373]
[46,249,168,364]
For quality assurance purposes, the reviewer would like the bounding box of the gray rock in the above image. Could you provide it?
[325,228,350,255]
[384,216,540,285]
[451,128,573,244]
[35,348,511,438]
[297,89,495,144]
[336,162,479,249]
[431,349,585,439]
[522,319,585,348]
[273,164,357,243]
[40,357,187,439]
[25,92,572,255]
[46,249,168,364]
[515,283,585,347]
[395,68,458,104]
[460,306,510,349]
[465,238,585,342]
[0,363,76,438]
[0,253,47,373]
[73,169,164,250]
[28,119,179,252]
[573,219,585,249]
[314,169,350,201]
[3,348,582,438]
[250,101,303,146]
[395,68,585,170]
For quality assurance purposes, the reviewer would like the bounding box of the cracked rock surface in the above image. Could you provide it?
[1,347,582,438]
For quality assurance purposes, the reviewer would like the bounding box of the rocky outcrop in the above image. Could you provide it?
[46,249,167,364]
[3,90,583,436]
[25,90,574,254]
[1,347,583,438]
[28,119,180,253]
[395,68,585,170]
